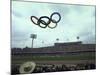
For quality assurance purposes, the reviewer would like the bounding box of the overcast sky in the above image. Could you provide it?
[12,1,96,48]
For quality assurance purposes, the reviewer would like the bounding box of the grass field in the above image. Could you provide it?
[12,52,95,64]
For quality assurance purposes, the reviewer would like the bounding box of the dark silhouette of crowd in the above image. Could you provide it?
[11,63,96,75]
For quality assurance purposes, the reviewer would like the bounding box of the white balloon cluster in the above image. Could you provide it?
[19,61,36,74]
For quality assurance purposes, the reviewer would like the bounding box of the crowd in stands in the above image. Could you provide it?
[11,63,96,74]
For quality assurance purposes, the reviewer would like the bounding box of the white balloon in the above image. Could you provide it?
[19,61,36,74]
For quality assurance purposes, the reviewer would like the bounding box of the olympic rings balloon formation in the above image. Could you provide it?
[30,12,61,29]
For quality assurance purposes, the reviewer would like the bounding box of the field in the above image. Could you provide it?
[11,51,96,74]
[12,52,95,65]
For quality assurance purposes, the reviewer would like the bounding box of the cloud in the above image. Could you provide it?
[12,10,22,18]
[12,1,96,48]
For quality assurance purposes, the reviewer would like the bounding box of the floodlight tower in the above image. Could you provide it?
[77,36,80,41]
[56,38,59,42]
[30,34,37,48]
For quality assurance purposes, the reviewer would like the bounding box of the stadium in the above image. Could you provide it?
[11,41,96,74]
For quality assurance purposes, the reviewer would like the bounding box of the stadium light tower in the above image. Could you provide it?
[56,38,59,42]
[30,34,37,48]
[77,36,80,41]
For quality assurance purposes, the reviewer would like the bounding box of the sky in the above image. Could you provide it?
[12,1,96,48]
